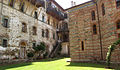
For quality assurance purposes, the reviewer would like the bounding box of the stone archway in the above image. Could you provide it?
[19,40,27,59]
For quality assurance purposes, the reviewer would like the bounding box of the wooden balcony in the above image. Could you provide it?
[46,4,66,20]
[31,0,45,8]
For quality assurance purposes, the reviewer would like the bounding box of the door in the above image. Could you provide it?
[20,47,26,59]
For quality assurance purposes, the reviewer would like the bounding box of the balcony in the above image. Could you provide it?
[31,0,45,8]
[46,4,66,20]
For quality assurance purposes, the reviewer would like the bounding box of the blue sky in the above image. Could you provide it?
[55,0,91,9]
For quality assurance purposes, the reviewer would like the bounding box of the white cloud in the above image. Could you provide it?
[55,0,91,9]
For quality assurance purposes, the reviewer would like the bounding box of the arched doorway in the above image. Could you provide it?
[19,41,27,59]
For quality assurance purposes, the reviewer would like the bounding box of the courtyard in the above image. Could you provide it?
[0,58,118,70]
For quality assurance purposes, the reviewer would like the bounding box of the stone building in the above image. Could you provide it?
[66,0,120,62]
[0,0,69,59]
[46,0,69,56]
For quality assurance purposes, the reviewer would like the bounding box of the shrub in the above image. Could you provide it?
[27,52,34,58]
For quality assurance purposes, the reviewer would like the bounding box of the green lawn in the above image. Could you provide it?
[0,58,117,70]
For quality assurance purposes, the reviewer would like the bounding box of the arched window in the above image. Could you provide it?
[53,32,55,39]
[116,21,120,29]
[34,11,38,19]
[46,29,49,38]
[91,11,96,20]
[102,3,105,16]
[116,0,120,8]
[81,41,84,51]
[48,18,50,25]
[22,23,27,33]
[93,24,97,34]
[42,29,44,37]
[33,26,37,35]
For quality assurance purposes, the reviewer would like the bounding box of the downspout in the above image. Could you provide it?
[0,0,3,23]
[94,1,103,60]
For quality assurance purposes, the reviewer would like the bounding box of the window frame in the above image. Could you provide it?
[46,29,49,38]
[42,15,45,22]
[91,10,96,20]
[32,42,36,47]
[22,22,27,33]
[101,3,105,16]
[116,21,120,29]
[33,26,37,35]
[81,41,85,51]
[42,29,44,37]
[93,24,97,35]
[2,39,8,47]
[116,0,120,8]
[2,16,9,28]
[34,11,38,19]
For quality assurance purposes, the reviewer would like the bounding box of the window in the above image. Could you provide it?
[9,0,14,7]
[2,17,9,28]
[20,2,25,12]
[42,29,44,37]
[91,11,96,20]
[34,11,38,19]
[93,24,97,34]
[102,4,105,16]
[46,29,49,38]
[2,39,7,47]
[53,32,55,39]
[42,15,45,22]
[32,42,36,47]
[116,22,120,29]
[81,41,84,51]
[22,23,27,33]
[116,0,120,8]
[33,26,37,35]
[48,18,50,25]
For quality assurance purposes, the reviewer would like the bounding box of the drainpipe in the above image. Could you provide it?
[93,0,103,60]
[0,0,3,23]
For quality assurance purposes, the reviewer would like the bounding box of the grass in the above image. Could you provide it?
[0,58,117,70]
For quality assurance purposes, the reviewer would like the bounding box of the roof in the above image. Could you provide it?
[51,0,65,11]
[65,1,92,11]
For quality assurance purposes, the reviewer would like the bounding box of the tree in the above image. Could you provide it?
[106,39,120,67]
[32,42,46,60]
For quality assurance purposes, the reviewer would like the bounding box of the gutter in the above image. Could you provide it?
[94,1,103,60]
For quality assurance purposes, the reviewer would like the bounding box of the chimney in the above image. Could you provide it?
[74,2,76,6]
[71,1,73,7]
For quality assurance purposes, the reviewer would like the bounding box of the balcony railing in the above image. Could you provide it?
[31,0,45,8]
[46,4,66,20]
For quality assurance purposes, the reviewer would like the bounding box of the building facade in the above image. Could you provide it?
[0,0,69,59]
[67,0,120,62]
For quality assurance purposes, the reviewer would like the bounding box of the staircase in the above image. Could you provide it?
[49,41,61,58]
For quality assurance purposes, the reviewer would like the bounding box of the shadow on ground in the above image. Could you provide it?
[0,62,32,70]
[38,57,65,62]
[0,57,65,70]
[66,62,115,69]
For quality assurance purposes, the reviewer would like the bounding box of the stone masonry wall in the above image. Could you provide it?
[0,0,57,59]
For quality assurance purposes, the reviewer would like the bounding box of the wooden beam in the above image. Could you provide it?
[38,8,42,17]
[19,0,25,10]
[25,0,31,12]
[31,1,37,16]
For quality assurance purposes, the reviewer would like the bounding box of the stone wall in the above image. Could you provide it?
[0,0,58,59]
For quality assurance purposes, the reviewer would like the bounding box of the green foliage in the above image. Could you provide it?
[106,39,120,67]
[27,52,34,58]
[43,52,48,58]
[33,42,45,52]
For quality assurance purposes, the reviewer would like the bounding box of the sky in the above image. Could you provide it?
[55,0,91,9]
